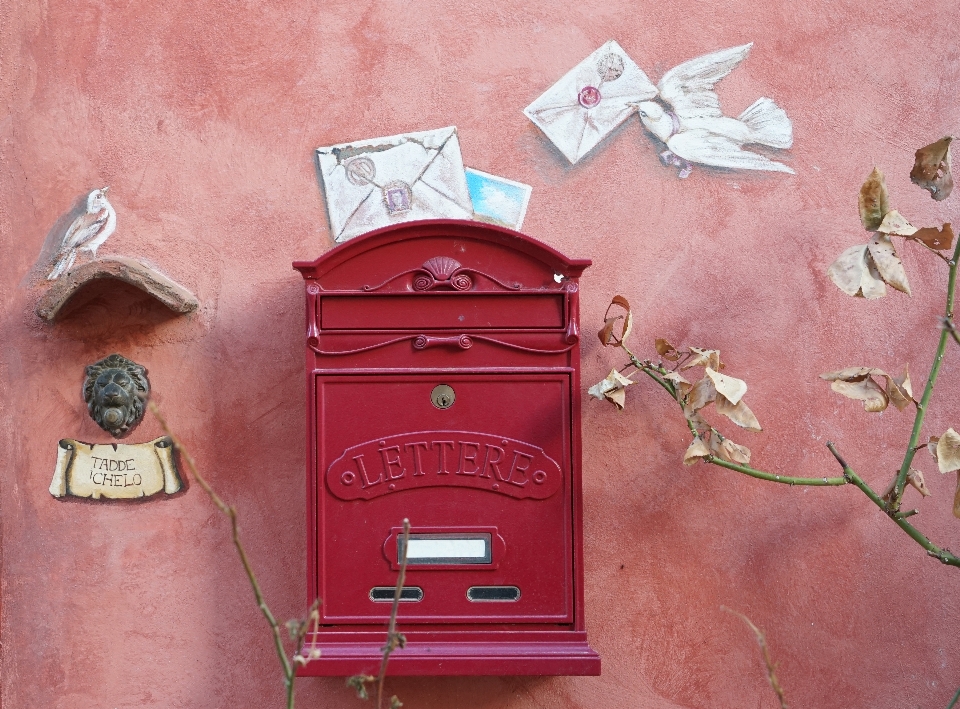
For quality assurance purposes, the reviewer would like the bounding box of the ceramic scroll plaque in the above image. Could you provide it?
[49,436,182,500]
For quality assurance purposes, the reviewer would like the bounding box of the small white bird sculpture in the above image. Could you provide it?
[47,187,117,280]
[635,43,794,178]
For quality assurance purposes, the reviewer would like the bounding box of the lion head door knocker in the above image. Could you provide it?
[83,354,149,438]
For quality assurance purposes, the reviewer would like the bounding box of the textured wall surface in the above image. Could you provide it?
[2,1,959,707]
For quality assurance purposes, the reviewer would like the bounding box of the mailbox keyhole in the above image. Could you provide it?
[431,384,455,410]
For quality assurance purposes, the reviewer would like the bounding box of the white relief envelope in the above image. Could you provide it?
[317,126,474,243]
[523,40,658,164]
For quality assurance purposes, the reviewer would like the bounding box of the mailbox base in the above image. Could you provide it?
[295,630,600,676]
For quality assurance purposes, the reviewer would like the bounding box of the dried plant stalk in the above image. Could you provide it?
[721,607,788,709]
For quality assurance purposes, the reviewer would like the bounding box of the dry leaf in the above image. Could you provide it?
[587,369,635,410]
[910,136,954,201]
[935,428,960,473]
[911,223,955,251]
[715,393,762,432]
[717,438,751,465]
[867,234,911,295]
[683,437,711,465]
[831,378,888,412]
[598,296,632,346]
[887,365,914,411]
[907,468,931,497]
[686,411,711,435]
[881,467,930,502]
[877,210,917,236]
[684,376,717,413]
[927,435,941,461]
[705,367,747,405]
[894,365,912,398]
[682,347,722,371]
[859,167,890,230]
[821,366,915,414]
[827,244,886,299]
[656,338,681,361]
[663,370,693,396]
[828,377,888,412]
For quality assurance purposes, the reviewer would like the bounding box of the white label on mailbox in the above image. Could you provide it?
[399,533,494,565]
[407,538,487,559]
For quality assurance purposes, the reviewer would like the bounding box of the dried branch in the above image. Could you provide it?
[620,345,847,487]
[348,520,410,709]
[150,402,312,709]
[377,519,410,709]
[721,606,788,709]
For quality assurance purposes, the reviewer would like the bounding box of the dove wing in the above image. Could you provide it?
[657,43,753,120]
[668,129,794,173]
[61,210,108,250]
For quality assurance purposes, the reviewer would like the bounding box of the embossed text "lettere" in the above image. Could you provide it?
[326,431,562,501]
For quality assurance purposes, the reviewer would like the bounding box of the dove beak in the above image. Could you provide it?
[101,186,109,193]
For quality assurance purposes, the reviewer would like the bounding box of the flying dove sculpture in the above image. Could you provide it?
[635,43,794,178]
[47,187,117,280]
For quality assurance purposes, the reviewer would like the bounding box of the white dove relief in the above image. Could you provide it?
[47,187,117,280]
[636,43,794,178]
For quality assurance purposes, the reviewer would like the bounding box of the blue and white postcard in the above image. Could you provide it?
[465,168,532,231]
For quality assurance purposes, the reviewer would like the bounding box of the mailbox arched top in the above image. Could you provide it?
[293,220,591,288]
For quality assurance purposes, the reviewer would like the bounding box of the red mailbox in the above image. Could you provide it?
[293,220,599,676]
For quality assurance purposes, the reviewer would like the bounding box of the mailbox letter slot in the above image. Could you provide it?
[467,586,521,602]
[369,587,424,602]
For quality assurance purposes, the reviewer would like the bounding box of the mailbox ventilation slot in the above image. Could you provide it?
[467,586,521,602]
[369,586,423,602]
[400,533,492,565]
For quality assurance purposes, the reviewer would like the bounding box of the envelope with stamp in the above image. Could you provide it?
[316,126,474,243]
[523,40,658,164]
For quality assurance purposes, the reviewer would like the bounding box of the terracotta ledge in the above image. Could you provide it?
[36,257,199,321]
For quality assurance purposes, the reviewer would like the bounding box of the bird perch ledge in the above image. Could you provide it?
[36,257,199,321]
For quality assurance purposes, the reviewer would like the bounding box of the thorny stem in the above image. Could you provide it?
[149,403,298,708]
[827,442,960,568]
[891,238,960,510]
[721,607,788,709]
[377,519,410,709]
[947,685,960,709]
[705,456,845,486]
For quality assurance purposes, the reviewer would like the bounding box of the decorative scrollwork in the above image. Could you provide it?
[310,332,577,356]
[363,256,522,292]
[412,334,473,350]
[413,257,474,291]
[470,335,577,354]
[450,273,473,290]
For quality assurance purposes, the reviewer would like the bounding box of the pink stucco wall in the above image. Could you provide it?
[2,1,959,707]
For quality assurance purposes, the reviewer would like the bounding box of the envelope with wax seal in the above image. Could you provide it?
[523,40,658,164]
[316,126,474,243]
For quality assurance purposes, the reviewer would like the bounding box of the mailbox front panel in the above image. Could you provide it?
[294,220,599,676]
[317,373,573,623]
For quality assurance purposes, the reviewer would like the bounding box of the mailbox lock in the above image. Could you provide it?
[431,384,456,409]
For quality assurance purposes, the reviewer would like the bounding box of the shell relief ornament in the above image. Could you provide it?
[415,256,472,291]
